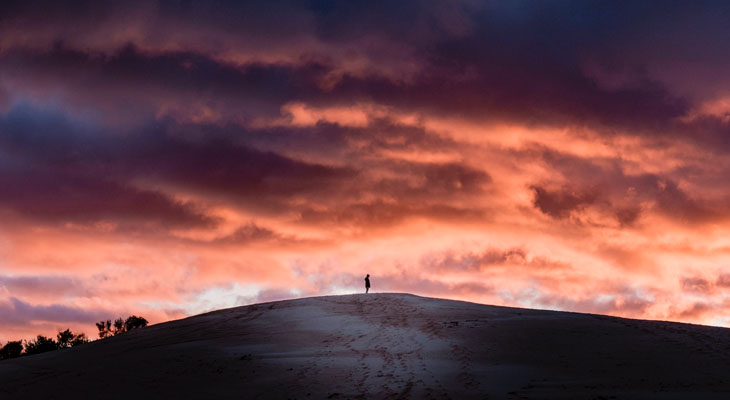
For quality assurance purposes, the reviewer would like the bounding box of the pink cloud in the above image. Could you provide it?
[5,0,730,342]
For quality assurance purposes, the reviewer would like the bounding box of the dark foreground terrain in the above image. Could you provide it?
[2,293,730,399]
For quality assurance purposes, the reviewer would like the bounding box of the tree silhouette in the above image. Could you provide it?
[124,315,148,331]
[0,341,23,359]
[96,319,113,338]
[71,332,88,346]
[56,329,74,348]
[0,329,88,360]
[96,315,148,338]
[23,335,58,355]
[56,329,88,348]
[113,318,125,335]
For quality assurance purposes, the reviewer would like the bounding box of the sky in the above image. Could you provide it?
[3,0,730,342]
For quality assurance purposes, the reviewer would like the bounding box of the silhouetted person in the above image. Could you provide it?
[365,274,371,293]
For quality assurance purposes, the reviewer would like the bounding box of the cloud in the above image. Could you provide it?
[532,287,654,316]
[0,169,215,229]
[716,274,730,288]
[211,224,283,245]
[530,148,726,226]
[681,277,713,293]
[422,247,569,273]
[677,302,713,319]
[0,275,84,298]
[0,0,703,138]
[298,201,486,229]
[4,0,730,338]
[245,288,303,305]
[0,297,109,325]
[2,43,338,126]
[372,161,491,198]
[530,185,597,220]
[362,273,493,297]
[208,223,325,248]
[0,105,356,221]
[0,101,493,236]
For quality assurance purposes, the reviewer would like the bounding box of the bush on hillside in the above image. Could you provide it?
[0,328,89,361]
[125,315,148,331]
[57,329,89,348]
[0,341,23,360]
[23,335,58,355]
[96,320,113,338]
[96,315,149,338]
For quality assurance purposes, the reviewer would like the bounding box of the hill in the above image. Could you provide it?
[2,293,730,399]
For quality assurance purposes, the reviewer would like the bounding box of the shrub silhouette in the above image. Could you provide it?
[96,320,113,338]
[56,329,88,348]
[113,318,125,335]
[71,333,88,346]
[96,315,148,338]
[56,329,73,348]
[23,335,58,355]
[0,341,23,359]
[125,315,148,331]
[0,329,88,360]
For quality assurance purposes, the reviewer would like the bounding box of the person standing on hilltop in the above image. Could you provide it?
[365,274,371,293]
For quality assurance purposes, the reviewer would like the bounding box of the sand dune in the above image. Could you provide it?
[2,293,730,399]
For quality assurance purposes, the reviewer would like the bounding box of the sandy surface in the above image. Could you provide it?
[2,293,730,399]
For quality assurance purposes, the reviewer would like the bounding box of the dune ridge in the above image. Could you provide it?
[2,293,730,399]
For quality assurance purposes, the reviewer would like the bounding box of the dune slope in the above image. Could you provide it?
[2,293,730,399]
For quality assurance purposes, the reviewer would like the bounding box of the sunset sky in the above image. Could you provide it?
[4,0,730,342]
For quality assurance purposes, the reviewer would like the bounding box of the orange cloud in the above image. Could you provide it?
[6,0,730,343]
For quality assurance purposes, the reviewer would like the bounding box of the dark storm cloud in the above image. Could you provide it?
[1,1,727,230]
[530,185,598,220]
[3,0,727,138]
[0,104,361,222]
[246,119,462,162]
[529,149,724,226]
[0,100,495,229]
[323,55,687,134]
[143,138,493,225]
[127,127,359,213]
[368,161,491,204]
[296,0,702,134]
[0,170,215,228]
[0,106,215,228]
[0,44,328,126]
